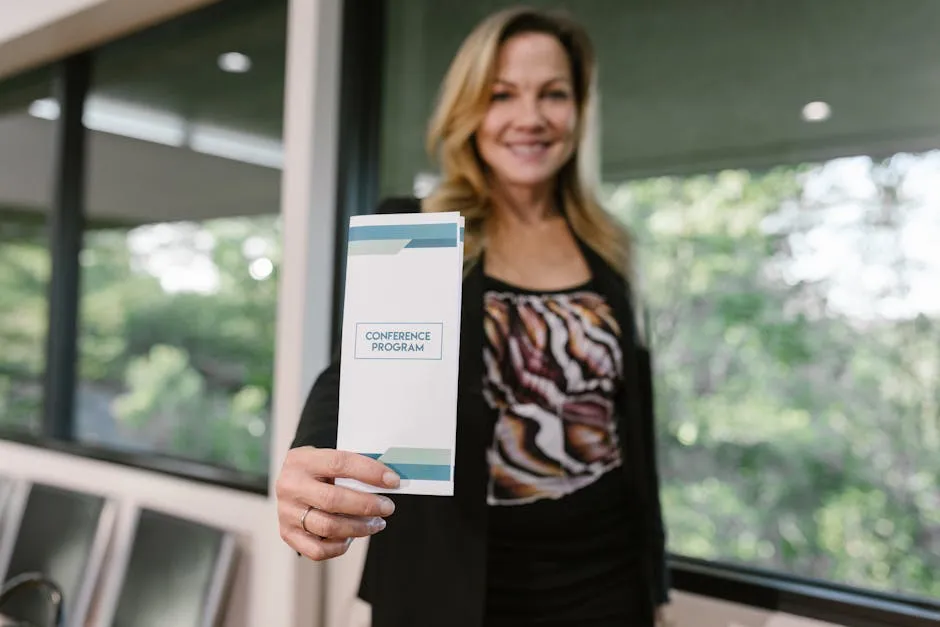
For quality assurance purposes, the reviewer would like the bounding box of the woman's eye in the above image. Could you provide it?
[545,90,571,100]
[491,92,511,102]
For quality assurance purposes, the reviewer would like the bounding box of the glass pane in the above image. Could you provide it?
[0,69,55,434]
[75,1,287,477]
[381,0,940,599]
[601,151,940,599]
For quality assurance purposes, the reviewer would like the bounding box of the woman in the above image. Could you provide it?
[276,6,670,627]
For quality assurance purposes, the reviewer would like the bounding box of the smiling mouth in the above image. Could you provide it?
[505,142,552,158]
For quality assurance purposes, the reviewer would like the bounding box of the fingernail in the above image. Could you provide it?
[370,517,387,532]
[377,496,395,516]
[383,471,400,488]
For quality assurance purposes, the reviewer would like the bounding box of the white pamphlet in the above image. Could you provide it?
[336,211,464,496]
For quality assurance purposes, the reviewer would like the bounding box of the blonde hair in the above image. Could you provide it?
[422,6,632,278]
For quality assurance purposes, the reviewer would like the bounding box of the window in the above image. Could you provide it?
[73,1,287,477]
[379,0,940,601]
[0,70,55,434]
[0,1,287,485]
[600,151,940,599]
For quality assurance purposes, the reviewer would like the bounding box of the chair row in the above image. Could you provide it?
[0,475,238,627]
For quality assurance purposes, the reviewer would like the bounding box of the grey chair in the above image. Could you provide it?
[0,482,115,627]
[98,508,238,627]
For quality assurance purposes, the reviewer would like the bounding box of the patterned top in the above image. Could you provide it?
[482,276,625,505]
[481,275,645,625]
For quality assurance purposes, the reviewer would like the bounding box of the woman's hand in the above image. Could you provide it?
[276,446,400,561]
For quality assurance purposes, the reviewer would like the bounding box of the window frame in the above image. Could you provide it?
[672,556,940,626]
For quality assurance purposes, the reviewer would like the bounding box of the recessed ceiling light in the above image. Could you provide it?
[218,52,252,73]
[28,97,60,120]
[802,101,831,122]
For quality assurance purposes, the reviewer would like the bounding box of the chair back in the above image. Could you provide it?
[99,508,237,627]
[0,483,114,627]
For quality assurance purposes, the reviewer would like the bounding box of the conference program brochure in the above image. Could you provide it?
[335,211,464,496]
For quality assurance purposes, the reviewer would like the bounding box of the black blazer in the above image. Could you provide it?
[292,197,669,627]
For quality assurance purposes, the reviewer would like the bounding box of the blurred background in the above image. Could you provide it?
[0,0,938,626]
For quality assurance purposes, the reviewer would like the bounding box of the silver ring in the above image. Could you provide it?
[300,505,315,535]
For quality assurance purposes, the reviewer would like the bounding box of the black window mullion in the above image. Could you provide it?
[330,0,386,355]
[42,52,91,441]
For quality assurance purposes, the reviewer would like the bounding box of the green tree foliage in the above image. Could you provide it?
[0,218,48,432]
[0,212,279,477]
[601,151,940,599]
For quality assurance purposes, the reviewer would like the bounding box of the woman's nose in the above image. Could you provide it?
[513,95,546,129]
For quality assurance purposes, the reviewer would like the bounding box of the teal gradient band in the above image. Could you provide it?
[349,223,457,241]
[362,447,452,481]
[347,222,459,255]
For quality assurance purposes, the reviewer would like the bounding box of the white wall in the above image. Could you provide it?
[0,0,219,79]
[670,592,843,627]
[0,0,345,625]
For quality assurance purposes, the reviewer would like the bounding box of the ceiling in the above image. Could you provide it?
[379,0,940,194]
[89,0,286,140]
[0,0,286,224]
[0,113,281,224]
[2,0,940,223]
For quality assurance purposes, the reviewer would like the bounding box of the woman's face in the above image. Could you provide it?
[476,32,578,193]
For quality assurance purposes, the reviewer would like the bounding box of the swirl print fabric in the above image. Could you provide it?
[482,281,625,506]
